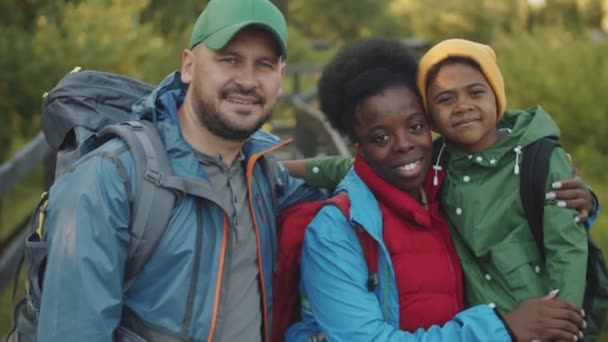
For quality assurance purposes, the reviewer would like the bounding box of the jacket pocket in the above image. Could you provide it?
[491,240,545,298]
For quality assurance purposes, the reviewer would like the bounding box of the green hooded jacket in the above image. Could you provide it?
[439,105,587,312]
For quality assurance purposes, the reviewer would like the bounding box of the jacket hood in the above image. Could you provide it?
[498,105,560,148]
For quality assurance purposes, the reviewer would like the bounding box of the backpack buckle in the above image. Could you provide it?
[145,169,162,186]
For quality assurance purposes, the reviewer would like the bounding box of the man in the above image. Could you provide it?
[37,0,322,340]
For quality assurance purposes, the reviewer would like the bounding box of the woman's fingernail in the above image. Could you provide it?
[575,217,581,223]
[573,335,578,341]
[579,331,584,339]
[553,181,563,189]
[557,201,567,208]
[546,192,556,200]
[583,320,587,329]
[582,309,586,317]
[549,289,560,295]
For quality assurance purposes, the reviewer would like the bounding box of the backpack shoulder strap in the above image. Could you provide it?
[322,192,350,212]
[355,228,379,292]
[324,193,379,292]
[96,120,176,291]
[520,137,559,260]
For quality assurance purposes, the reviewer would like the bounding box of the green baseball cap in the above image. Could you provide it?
[189,0,288,58]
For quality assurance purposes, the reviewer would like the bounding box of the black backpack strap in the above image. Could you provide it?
[520,137,559,260]
[96,120,176,291]
[521,138,608,336]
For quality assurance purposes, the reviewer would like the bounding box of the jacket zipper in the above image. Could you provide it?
[256,195,267,222]
[445,242,458,313]
[205,212,229,342]
[432,226,459,314]
[182,200,205,335]
[384,261,390,321]
[245,139,291,342]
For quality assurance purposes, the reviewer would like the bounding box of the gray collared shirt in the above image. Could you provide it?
[194,150,262,342]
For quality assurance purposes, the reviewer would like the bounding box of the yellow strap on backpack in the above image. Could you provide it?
[36,192,49,239]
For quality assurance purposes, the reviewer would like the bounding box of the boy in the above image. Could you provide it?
[417,38,587,313]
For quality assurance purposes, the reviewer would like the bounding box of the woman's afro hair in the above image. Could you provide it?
[318,38,420,140]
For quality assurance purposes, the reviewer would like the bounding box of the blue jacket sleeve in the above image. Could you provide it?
[586,187,600,228]
[37,149,132,341]
[287,206,512,342]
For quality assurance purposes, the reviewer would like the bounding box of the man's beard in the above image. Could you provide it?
[196,93,273,141]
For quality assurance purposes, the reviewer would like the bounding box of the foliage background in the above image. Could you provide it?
[1,0,607,336]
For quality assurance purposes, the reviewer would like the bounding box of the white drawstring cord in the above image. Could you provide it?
[513,145,522,175]
[433,143,447,186]
[433,165,442,186]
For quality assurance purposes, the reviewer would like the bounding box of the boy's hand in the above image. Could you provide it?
[502,290,585,341]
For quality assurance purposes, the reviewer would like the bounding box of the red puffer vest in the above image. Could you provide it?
[354,156,464,331]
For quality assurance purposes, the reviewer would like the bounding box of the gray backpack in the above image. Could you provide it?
[7,70,177,341]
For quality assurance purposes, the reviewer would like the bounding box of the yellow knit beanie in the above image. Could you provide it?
[417,38,506,119]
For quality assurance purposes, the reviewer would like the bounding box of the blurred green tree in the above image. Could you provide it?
[287,0,399,40]
[141,0,207,37]
[495,27,608,186]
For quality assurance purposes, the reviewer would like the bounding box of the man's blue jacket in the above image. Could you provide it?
[37,72,323,341]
